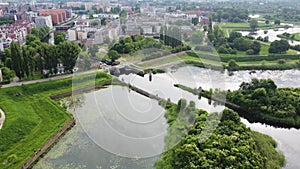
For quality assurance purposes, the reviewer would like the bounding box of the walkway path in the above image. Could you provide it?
[2,69,101,88]
[0,108,5,129]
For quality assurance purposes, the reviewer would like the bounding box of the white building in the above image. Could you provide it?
[35,16,53,29]
[0,69,3,83]
[67,29,77,41]
[77,30,87,40]
[93,13,119,19]
[0,41,4,52]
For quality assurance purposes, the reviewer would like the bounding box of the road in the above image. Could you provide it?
[0,108,5,129]
[2,69,102,88]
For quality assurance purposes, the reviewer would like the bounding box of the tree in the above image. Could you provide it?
[5,58,12,69]
[250,20,258,32]
[107,50,120,62]
[233,38,251,51]
[89,13,94,19]
[250,41,261,54]
[190,31,204,44]
[10,42,23,79]
[57,42,81,73]
[228,59,239,71]
[26,35,39,45]
[208,16,213,33]
[88,45,99,58]
[228,32,242,42]
[21,45,35,79]
[265,20,270,24]
[269,40,290,54]
[274,20,281,25]
[90,20,100,26]
[101,18,106,26]
[203,25,208,32]
[192,18,199,26]
[1,67,14,84]
[54,32,66,45]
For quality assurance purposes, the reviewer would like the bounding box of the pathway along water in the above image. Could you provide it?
[35,67,300,168]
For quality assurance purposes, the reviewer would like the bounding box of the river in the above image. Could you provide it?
[239,25,300,46]
[34,67,300,169]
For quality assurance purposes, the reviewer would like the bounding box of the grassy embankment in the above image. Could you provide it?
[277,33,300,42]
[217,22,287,36]
[133,50,300,71]
[0,72,112,169]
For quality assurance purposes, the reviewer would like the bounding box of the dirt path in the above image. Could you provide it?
[0,108,5,129]
[2,69,101,88]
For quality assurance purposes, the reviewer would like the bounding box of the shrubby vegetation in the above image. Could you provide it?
[208,26,262,55]
[227,78,300,128]
[155,100,285,169]
[269,40,290,54]
[108,34,191,63]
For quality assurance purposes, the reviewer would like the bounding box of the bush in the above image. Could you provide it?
[186,51,198,58]
[277,59,286,64]
[257,36,264,41]
[218,46,229,54]
[227,59,239,71]
[195,45,214,53]
[246,49,255,55]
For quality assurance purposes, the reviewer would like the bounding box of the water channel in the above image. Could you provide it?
[34,66,300,169]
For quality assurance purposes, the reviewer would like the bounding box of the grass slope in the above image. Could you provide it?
[0,72,112,169]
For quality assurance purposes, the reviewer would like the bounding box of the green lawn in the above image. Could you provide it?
[0,72,112,169]
[217,22,287,32]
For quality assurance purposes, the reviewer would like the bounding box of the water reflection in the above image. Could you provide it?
[35,66,300,168]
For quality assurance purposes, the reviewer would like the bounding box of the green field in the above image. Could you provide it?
[278,33,300,42]
[217,22,287,36]
[0,72,112,169]
[133,50,300,71]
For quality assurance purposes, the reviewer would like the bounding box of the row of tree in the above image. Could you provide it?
[211,8,249,23]
[208,27,262,55]
[160,26,183,48]
[1,35,80,82]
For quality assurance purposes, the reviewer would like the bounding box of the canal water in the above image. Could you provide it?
[239,26,300,46]
[34,66,300,169]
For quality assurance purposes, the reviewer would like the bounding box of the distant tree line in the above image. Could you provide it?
[211,8,249,23]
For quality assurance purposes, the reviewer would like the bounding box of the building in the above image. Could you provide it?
[67,29,77,41]
[0,21,34,47]
[199,16,209,25]
[39,9,67,25]
[26,11,38,22]
[92,13,119,19]
[77,30,87,40]
[35,15,53,29]
[0,69,2,83]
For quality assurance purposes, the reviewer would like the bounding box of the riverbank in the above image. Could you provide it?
[174,81,300,129]
[0,72,112,169]
[133,51,300,71]
[21,118,75,169]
